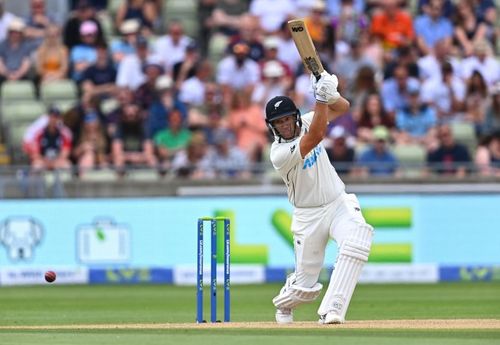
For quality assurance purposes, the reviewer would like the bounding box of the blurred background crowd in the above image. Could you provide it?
[0,0,499,180]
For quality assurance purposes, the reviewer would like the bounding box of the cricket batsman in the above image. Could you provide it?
[265,71,374,324]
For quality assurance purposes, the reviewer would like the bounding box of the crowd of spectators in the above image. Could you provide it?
[0,0,499,179]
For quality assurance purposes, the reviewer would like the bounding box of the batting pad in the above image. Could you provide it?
[273,282,323,309]
[317,222,373,318]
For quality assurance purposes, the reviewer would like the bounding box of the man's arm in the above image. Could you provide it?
[327,96,350,122]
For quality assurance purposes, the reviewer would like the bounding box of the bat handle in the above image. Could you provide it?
[314,72,321,82]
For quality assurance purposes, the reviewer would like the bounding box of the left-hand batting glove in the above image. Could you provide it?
[311,71,340,104]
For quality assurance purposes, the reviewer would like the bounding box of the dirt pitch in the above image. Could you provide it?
[1,319,499,330]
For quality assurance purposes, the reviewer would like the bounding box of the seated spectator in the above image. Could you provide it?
[252,60,291,106]
[154,109,192,168]
[115,0,157,35]
[0,18,34,84]
[205,128,251,179]
[356,92,394,144]
[111,99,157,173]
[209,0,249,38]
[453,0,488,57]
[116,35,153,91]
[147,75,187,138]
[73,111,108,175]
[228,15,264,63]
[63,0,104,50]
[187,83,226,130]
[70,20,99,82]
[134,59,164,112]
[349,65,378,118]
[35,25,68,83]
[260,36,292,78]
[325,126,355,176]
[0,0,15,42]
[81,42,117,101]
[383,44,420,80]
[171,131,212,179]
[153,20,193,74]
[110,19,140,66]
[173,41,201,90]
[227,91,268,163]
[355,125,399,177]
[427,124,471,177]
[275,20,302,75]
[417,38,460,82]
[475,131,500,177]
[395,85,437,148]
[30,106,72,172]
[24,0,57,48]
[421,61,466,121]
[414,0,453,56]
[294,69,316,113]
[303,0,332,51]
[216,42,260,107]
[178,59,213,108]
[479,82,500,136]
[459,40,500,87]
[381,63,420,120]
[249,0,296,34]
[369,0,414,54]
[332,0,369,48]
[464,70,489,134]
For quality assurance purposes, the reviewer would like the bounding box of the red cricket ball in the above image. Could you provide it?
[45,271,56,283]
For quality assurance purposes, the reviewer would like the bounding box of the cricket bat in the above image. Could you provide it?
[287,18,324,80]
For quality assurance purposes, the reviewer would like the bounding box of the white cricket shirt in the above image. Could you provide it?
[270,111,345,208]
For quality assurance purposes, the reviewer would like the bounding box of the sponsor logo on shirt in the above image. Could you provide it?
[302,146,322,169]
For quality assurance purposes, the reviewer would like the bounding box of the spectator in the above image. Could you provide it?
[24,0,57,47]
[332,0,369,47]
[294,69,316,113]
[325,126,355,176]
[414,0,453,56]
[227,14,265,62]
[186,82,226,130]
[356,92,394,144]
[81,42,117,101]
[369,0,414,54]
[420,61,466,121]
[30,106,72,172]
[115,0,157,36]
[260,36,292,78]
[326,0,366,18]
[153,20,193,75]
[275,20,302,75]
[73,111,108,175]
[173,41,201,90]
[417,38,460,82]
[70,20,99,82]
[381,63,420,120]
[179,59,213,108]
[134,59,164,112]
[252,60,291,106]
[464,70,489,134]
[171,131,212,179]
[209,0,249,38]
[427,124,471,177]
[383,45,420,80]
[35,24,68,83]
[479,82,500,136]
[63,0,104,50]
[459,40,500,87]
[0,0,15,42]
[475,132,500,177]
[249,0,297,34]
[0,18,34,85]
[216,42,260,108]
[355,125,399,177]
[394,84,437,147]
[110,19,140,66]
[111,97,157,173]
[303,0,331,50]
[349,65,378,118]
[154,108,192,168]
[205,128,251,179]
[147,75,187,138]
[227,90,268,163]
[116,35,153,91]
[453,0,488,57]
[417,0,455,19]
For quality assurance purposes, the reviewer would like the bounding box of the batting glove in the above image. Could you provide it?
[311,71,340,104]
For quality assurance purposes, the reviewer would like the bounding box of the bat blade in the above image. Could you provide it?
[287,19,324,79]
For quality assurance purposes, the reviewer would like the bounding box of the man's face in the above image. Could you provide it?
[272,115,297,140]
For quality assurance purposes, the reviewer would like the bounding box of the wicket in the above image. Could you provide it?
[197,217,230,323]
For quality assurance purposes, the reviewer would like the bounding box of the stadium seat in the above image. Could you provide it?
[40,79,78,105]
[80,169,118,182]
[392,144,426,177]
[0,80,36,103]
[451,122,477,155]
[1,101,46,126]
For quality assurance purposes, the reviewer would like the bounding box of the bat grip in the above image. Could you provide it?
[314,72,321,82]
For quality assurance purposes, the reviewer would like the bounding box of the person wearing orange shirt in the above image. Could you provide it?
[370,0,414,52]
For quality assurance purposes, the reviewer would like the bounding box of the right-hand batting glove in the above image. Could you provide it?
[311,71,340,104]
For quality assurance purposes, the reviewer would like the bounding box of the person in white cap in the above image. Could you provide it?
[110,18,141,66]
[265,70,373,324]
[0,0,16,42]
[252,60,291,106]
[0,17,34,84]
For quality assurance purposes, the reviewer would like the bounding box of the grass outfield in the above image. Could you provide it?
[1,282,499,344]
